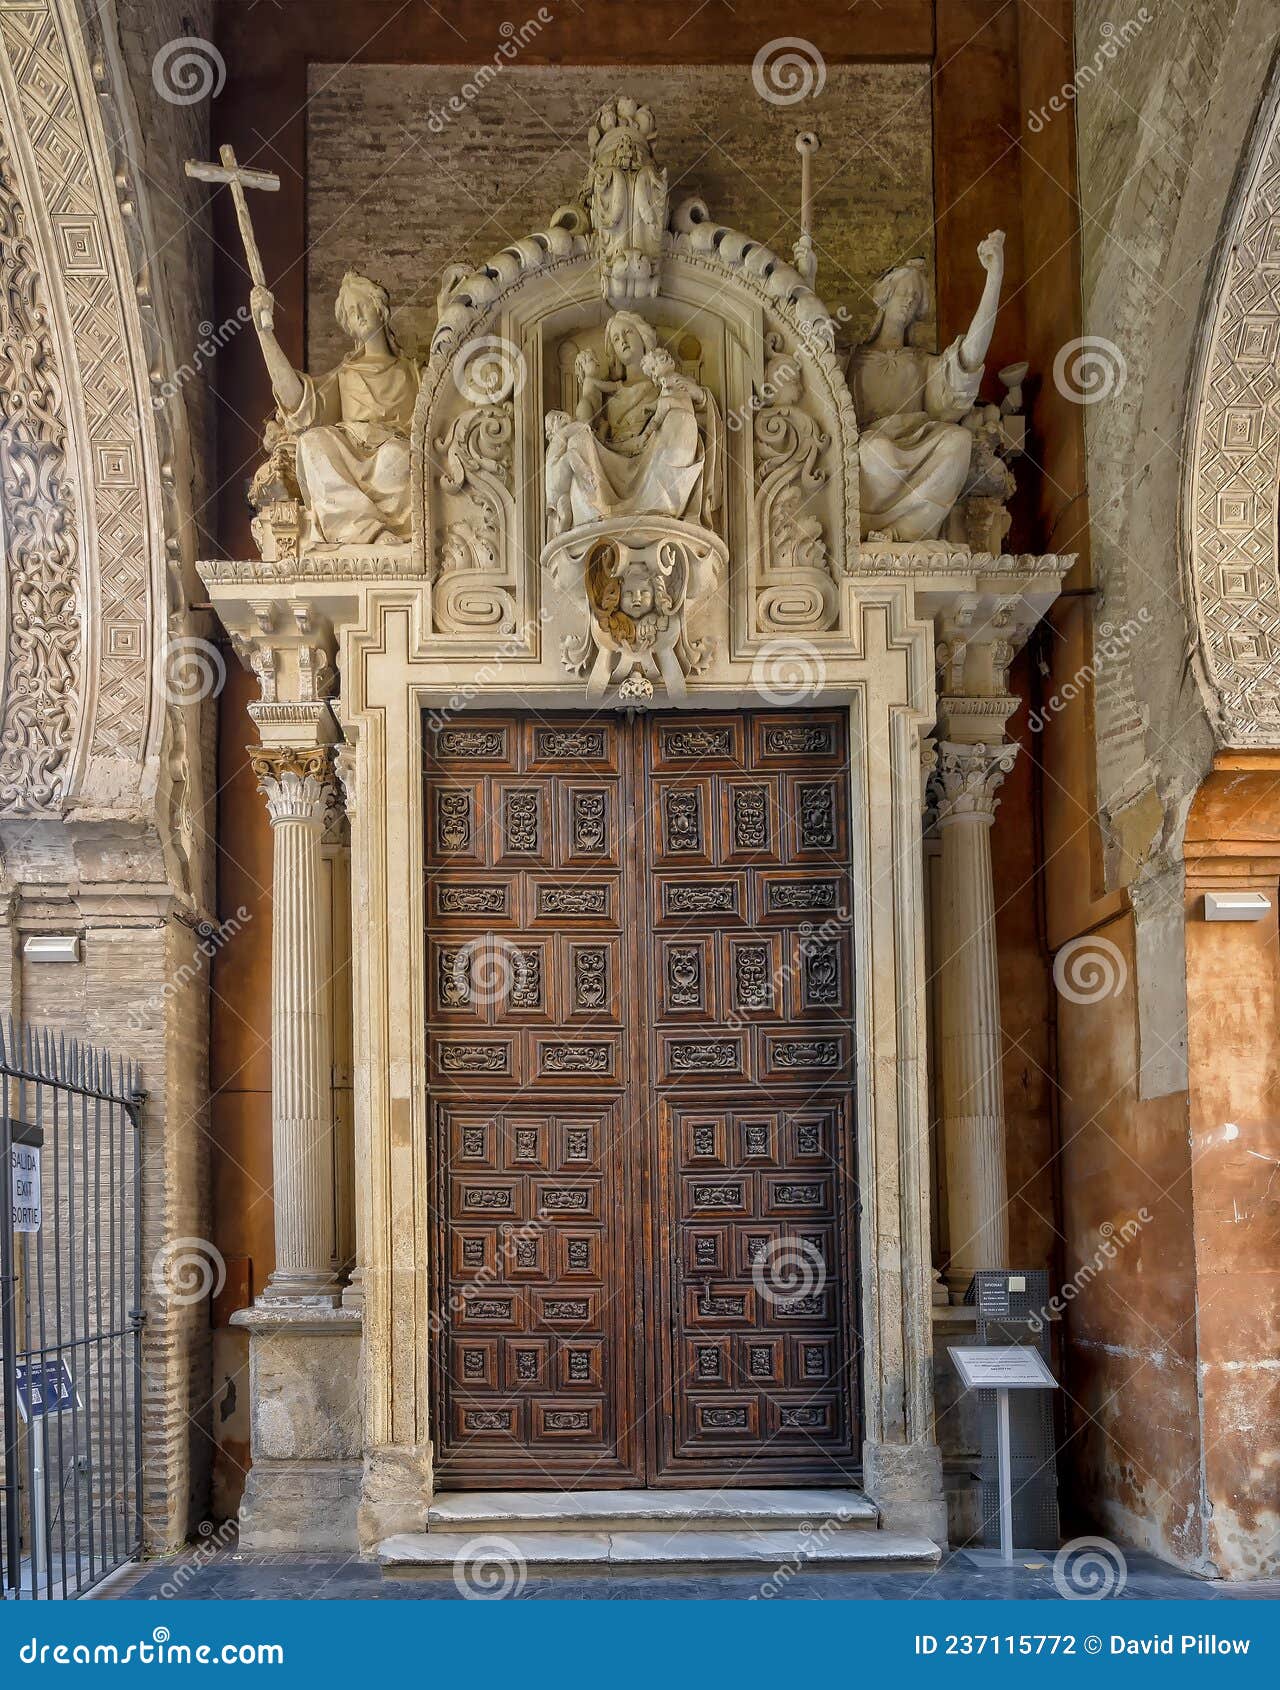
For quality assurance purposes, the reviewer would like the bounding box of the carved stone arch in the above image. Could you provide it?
[1184,62,1280,748]
[0,0,208,897]
[411,185,861,672]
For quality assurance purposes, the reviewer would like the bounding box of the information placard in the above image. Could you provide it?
[949,1344,1057,1390]
[15,1357,77,1421]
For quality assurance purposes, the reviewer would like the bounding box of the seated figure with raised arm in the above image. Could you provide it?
[849,231,1005,544]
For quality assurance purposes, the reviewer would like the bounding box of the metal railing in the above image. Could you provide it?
[0,1021,143,1599]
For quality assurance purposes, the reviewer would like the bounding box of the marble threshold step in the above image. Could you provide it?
[379,1525,941,1577]
[426,1486,879,1535]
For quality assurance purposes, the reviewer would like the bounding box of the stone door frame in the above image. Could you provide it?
[337,579,946,1541]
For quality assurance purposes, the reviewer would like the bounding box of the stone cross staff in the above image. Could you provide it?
[185,144,281,321]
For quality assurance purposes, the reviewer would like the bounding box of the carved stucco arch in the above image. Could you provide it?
[0,0,203,892]
[1184,62,1280,748]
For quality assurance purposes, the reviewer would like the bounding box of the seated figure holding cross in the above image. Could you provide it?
[251,271,420,549]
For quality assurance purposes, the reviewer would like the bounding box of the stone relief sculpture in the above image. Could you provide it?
[545,314,719,533]
[566,536,707,703]
[944,361,1026,553]
[433,390,517,634]
[542,310,724,702]
[849,231,1005,542]
[578,97,668,307]
[249,270,421,550]
[753,343,840,632]
[0,133,81,810]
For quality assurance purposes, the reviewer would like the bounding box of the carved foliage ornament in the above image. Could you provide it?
[753,340,837,634]
[927,741,1018,825]
[0,129,79,811]
[249,745,336,825]
[433,399,517,634]
[1,0,169,784]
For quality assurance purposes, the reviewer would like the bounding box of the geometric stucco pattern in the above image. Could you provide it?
[0,0,153,785]
[1185,70,1280,747]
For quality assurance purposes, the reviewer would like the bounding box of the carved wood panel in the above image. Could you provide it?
[427,714,641,1486]
[427,708,858,1488]
[643,710,859,1484]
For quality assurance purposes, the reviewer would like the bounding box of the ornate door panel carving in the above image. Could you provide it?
[643,710,859,1484]
[427,714,642,1486]
[427,708,858,1488]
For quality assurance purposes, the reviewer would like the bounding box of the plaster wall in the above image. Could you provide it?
[1054,0,1280,1579]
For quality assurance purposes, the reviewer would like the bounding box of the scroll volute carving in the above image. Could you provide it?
[753,342,838,633]
[432,374,517,635]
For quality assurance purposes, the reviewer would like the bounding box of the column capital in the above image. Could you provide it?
[250,745,335,826]
[930,739,1019,826]
[333,735,358,827]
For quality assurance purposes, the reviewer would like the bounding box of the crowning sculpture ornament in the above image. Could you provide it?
[196,95,1041,708]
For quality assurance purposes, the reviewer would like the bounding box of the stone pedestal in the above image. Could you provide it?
[231,1305,363,1551]
[931,736,1018,1295]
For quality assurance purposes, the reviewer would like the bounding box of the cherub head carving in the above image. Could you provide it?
[589,542,674,650]
[640,345,677,388]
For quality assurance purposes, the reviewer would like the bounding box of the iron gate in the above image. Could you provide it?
[0,1020,143,1599]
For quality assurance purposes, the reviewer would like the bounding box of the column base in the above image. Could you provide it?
[863,1438,949,1545]
[261,1268,344,1308]
[341,1267,366,1312]
[358,1442,433,1548]
[231,1302,363,1551]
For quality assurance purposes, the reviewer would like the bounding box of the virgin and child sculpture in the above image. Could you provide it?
[542,310,724,702]
[544,311,719,537]
[849,231,1006,543]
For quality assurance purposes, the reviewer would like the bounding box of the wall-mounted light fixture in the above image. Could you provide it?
[1202,891,1273,922]
[22,934,81,963]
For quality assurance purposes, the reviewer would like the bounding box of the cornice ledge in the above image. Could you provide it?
[197,550,421,586]
[856,544,1076,580]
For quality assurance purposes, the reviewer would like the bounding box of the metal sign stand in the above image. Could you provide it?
[994,1384,1014,1562]
[950,1344,1058,1567]
[29,1416,46,1595]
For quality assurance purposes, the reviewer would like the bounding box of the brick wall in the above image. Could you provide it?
[304,62,934,370]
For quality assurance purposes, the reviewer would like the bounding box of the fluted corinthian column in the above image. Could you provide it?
[250,744,340,1305]
[931,738,1018,1294]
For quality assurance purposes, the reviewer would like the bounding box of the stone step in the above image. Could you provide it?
[426,1486,879,1535]
[379,1525,940,1579]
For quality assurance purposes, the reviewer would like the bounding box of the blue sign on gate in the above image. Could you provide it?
[14,1357,77,1421]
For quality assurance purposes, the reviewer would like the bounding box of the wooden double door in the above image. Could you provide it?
[426,709,860,1488]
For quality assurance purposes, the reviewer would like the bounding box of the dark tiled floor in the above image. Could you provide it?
[93,1548,1280,1602]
